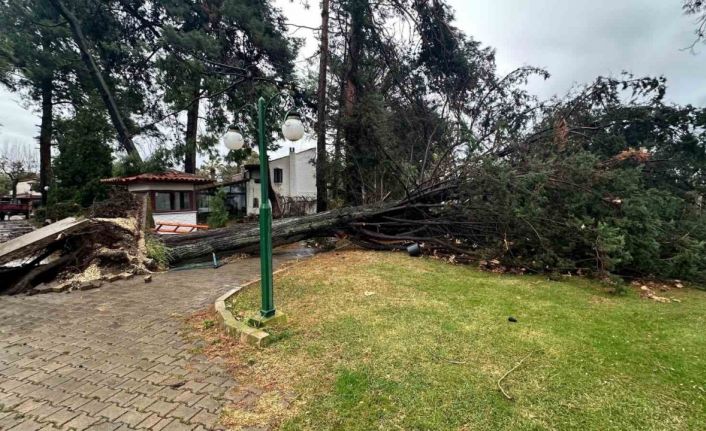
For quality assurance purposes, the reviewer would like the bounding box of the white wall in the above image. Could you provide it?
[269,147,316,198]
[127,183,195,192]
[15,181,36,195]
[246,148,317,216]
[246,174,261,215]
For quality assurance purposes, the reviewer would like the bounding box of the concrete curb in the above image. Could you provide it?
[214,265,298,347]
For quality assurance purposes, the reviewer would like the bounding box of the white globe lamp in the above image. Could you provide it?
[281,112,305,142]
[223,125,245,150]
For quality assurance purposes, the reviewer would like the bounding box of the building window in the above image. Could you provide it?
[153,191,193,212]
[273,168,283,184]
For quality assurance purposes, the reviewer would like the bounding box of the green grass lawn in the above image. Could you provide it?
[215,250,706,431]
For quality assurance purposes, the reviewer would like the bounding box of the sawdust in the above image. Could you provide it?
[66,262,102,284]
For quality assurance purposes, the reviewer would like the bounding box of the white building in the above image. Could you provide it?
[201,147,317,217]
[249,147,317,215]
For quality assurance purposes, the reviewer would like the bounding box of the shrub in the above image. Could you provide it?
[207,189,229,228]
[145,235,170,268]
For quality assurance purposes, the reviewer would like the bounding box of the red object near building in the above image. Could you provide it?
[0,201,31,220]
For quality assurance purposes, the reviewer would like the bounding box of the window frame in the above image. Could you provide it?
[273,168,284,184]
[150,190,195,213]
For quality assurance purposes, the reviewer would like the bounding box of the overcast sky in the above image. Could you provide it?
[1,0,703,158]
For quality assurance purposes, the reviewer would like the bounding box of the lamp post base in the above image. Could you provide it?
[247,311,288,328]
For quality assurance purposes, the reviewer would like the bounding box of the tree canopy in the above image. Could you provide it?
[2,0,706,282]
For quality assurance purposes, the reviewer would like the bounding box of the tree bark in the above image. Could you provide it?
[184,87,200,174]
[315,0,330,213]
[163,184,454,263]
[10,178,18,200]
[48,0,141,159]
[165,203,390,262]
[39,76,53,206]
[341,0,366,206]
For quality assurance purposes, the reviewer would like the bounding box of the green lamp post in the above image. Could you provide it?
[223,96,305,320]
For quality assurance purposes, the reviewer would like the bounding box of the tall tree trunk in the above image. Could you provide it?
[315,0,330,213]
[39,76,53,206]
[342,0,366,205]
[11,178,18,200]
[48,0,141,159]
[184,87,200,174]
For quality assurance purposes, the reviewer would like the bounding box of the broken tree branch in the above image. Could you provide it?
[497,350,541,401]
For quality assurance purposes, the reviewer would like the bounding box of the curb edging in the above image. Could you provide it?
[214,265,299,347]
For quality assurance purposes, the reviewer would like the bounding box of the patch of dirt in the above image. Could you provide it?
[632,279,685,303]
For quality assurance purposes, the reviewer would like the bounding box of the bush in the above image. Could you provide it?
[145,235,170,268]
[207,189,229,228]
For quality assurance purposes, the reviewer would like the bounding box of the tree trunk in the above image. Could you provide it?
[39,76,53,206]
[315,0,330,213]
[11,178,18,200]
[162,184,453,263]
[184,87,200,174]
[164,203,389,262]
[342,0,366,206]
[48,0,141,159]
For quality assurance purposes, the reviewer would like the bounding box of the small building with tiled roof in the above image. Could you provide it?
[102,171,213,231]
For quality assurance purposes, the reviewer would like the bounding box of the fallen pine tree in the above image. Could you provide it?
[162,183,457,263]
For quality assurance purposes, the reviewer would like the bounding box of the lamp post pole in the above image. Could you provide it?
[256,96,276,318]
[223,92,304,322]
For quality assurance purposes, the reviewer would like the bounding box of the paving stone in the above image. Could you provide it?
[0,379,24,392]
[57,394,91,411]
[6,418,45,431]
[150,417,175,431]
[154,387,180,401]
[11,382,44,397]
[62,412,100,431]
[155,419,195,431]
[0,392,25,409]
[173,391,205,407]
[145,399,178,417]
[189,409,220,428]
[77,399,112,416]
[106,391,138,407]
[0,413,25,430]
[133,413,161,430]
[14,399,47,415]
[126,395,154,412]
[193,396,221,413]
[89,386,120,401]
[124,370,151,381]
[26,386,72,404]
[43,407,80,427]
[85,420,121,431]
[181,381,208,394]
[32,405,62,422]
[168,404,201,423]
[74,382,102,396]
[0,255,301,431]
[134,383,163,397]
[120,409,156,428]
[98,404,131,421]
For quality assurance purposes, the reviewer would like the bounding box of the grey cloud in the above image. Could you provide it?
[451,0,706,105]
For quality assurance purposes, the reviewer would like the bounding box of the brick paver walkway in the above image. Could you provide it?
[0,252,302,430]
